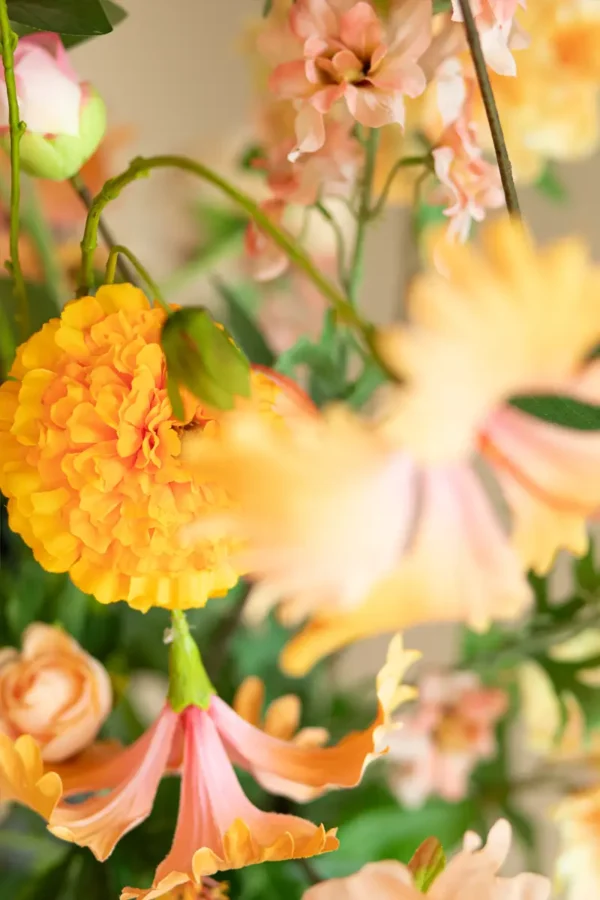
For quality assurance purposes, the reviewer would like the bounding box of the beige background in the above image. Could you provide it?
[72,0,599,884]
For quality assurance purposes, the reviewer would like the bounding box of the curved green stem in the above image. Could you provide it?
[347,129,380,306]
[105,244,170,314]
[369,154,433,221]
[0,6,28,340]
[78,154,381,357]
[168,609,215,712]
[70,173,138,286]
[457,0,520,216]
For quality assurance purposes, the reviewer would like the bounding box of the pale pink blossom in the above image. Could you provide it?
[431,76,504,242]
[302,820,551,900]
[270,0,432,155]
[386,671,508,808]
[0,33,84,136]
[256,117,363,205]
[451,0,529,76]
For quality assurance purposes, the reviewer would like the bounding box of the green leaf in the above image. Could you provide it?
[51,579,91,640]
[535,162,567,203]
[314,798,477,879]
[533,652,600,736]
[413,201,446,237]
[343,360,386,410]
[509,394,600,430]
[8,0,113,36]
[60,1,127,46]
[433,0,452,11]
[0,278,60,372]
[213,278,275,367]
[162,307,251,411]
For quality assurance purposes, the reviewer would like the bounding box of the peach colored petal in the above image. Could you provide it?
[182,408,414,623]
[280,464,530,676]
[125,707,337,896]
[303,861,415,900]
[48,704,178,861]
[376,221,600,463]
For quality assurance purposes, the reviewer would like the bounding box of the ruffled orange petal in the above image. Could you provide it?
[0,734,62,820]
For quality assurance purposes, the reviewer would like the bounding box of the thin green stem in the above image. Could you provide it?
[105,244,170,314]
[457,0,520,216]
[369,155,432,221]
[78,154,379,354]
[20,183,68,308]
[466,597,600,673]
[70,173,138,287]
[348,129,380,306]
[0,7,28,339]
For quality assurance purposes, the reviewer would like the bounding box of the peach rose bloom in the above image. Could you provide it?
[0,623,112,763]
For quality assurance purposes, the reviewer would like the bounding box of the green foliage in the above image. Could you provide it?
[276,310,354,406]
[0,277,60,374]
[214,277,276,366]
[509,394,600,430]
[8,0,126,41]
[313,797,477,879]
[534,162,567,203]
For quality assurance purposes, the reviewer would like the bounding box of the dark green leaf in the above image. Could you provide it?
[8,0,113,36]
[262,0,273,14]
[0,278,60,373]
[532,652,600,736]
[213,278,275,367]
[59,1,127,46]
[433,0,452,11]
[509,394,600,430]
[535,163,567,203]
[51,578,91,640]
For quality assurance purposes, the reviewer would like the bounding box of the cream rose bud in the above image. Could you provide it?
[0,33,107,180]
[0,623,112,762]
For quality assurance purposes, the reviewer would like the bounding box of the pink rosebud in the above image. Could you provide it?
[0,33,106,180]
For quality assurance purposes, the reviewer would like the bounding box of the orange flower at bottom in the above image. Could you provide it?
[0,637,414,898]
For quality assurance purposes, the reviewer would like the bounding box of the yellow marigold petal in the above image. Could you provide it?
[0,734,62,820]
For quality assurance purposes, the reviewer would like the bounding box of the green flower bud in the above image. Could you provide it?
[161,307,251,420]
[409,837,446,892]
[15,89,107,181]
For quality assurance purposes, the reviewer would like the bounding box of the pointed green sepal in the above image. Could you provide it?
[168,610,215,712]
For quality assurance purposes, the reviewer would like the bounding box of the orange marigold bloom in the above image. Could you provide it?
[0,284,303,611]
